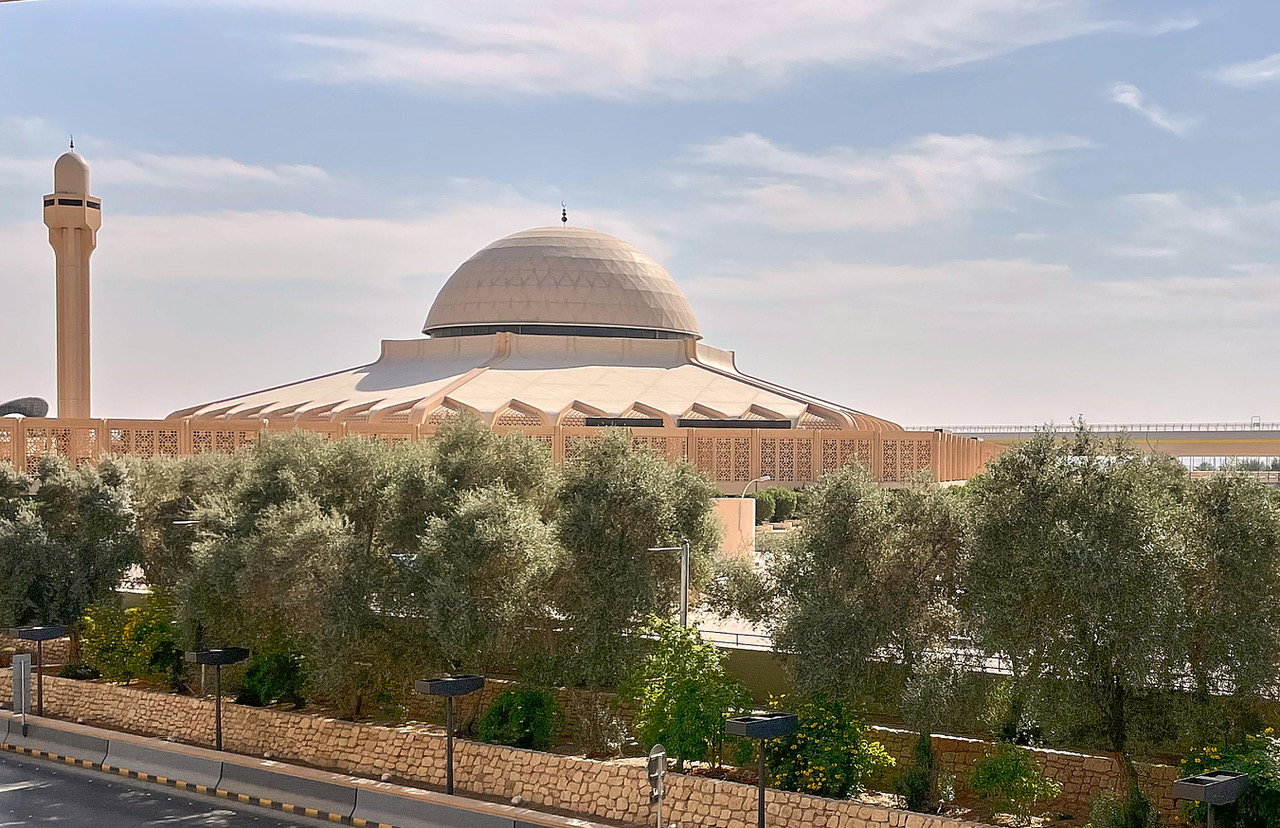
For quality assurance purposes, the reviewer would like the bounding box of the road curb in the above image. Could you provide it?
[2,715,605,828]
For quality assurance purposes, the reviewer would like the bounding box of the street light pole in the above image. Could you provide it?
[740,475,771,499]
[726,712,799,828]
[13,625,68,718]
[185,647,249,751]
[416,675,485,796]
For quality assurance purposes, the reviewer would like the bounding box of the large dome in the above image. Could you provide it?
[423,226,701,339]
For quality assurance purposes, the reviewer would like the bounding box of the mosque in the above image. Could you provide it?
[2,149,996,489]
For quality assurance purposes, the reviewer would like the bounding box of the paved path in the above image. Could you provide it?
[0,750,329,827]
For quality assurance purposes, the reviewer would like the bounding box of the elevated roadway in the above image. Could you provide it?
[913,422,1280,461]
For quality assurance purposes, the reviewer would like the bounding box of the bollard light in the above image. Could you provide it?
[186,647,249,750]
[726,712,799,828]
[13,625,68,717]
[415,675,485,795]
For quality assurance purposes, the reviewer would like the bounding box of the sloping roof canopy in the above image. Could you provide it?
[173,225,900,432]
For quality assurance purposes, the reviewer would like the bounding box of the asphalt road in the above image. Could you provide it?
[0,750,332,827]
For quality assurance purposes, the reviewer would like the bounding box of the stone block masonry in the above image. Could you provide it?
[0,673,1175,828]
[868,726,1178,821]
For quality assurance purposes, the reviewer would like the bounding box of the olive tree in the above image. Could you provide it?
[769,465,963,699]
[962,427,1187,776]
[0,456,138,629]
[1181,472,1280,737]
[554,431,721,686]
[398,485,557,673]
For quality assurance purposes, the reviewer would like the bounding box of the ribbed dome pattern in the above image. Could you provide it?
[423,227,701,338]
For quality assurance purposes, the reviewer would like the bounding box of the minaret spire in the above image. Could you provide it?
[44,148,100,419]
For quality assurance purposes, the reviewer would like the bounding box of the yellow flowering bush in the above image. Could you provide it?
[765,694,894,798]
[1179,731,1279,828]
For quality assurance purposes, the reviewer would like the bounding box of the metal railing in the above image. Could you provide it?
[699,628,774,651]
[908,422,1280,434]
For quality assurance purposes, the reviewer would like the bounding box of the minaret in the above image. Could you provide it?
[43,145,100,420]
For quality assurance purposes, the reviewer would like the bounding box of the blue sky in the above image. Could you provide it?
[2,0,1279,425]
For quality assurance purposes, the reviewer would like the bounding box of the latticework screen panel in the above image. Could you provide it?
[759,436,815,482]
[23,425,73,474]
[495,406,542,428]
[691,435,754,481]
[880,438,934,482]
[0,422,15,469]
[820,436,875,475]
[192,427,259,455]
[0,417,977,487]
[346,423,417,448]
[631,434,683,461]
[693,435,754,481]
[562,432,600,464]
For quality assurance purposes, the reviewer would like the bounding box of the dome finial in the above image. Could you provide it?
[69,135,74,150]
[561,201,568,225]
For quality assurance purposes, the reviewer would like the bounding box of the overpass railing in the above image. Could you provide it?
[908,421,1280,434]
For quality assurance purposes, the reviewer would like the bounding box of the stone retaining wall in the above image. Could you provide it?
[0,633,72,666]
[0,673,990,828]
[869,727,1178,820]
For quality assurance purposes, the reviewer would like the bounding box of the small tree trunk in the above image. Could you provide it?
[1106,678,1139,796]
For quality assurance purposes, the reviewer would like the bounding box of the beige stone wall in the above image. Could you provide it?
[0,651,1181,823]
[0,634,71,666]
[868,726,1178,820]
[0,673,988,828]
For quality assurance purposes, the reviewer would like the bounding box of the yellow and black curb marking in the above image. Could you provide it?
[0,743,397,828]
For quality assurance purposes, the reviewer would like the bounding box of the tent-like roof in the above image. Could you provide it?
[171,225,901,432]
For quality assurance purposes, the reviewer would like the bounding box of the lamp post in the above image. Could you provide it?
[1173,770,1250,828]
[415,675,485,795]
[13,625,68,717]
[740,475,771,499]
[726,712,799,828]
[648,539,691,628]
[185,647,249,750]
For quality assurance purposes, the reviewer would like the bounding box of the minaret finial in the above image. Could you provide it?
[561,201,568,225]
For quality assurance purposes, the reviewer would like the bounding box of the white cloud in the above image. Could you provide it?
[1119,192,1280,250]
[1211,52,1280,87]
[687,257,1280,424]
[686,132,1087,231]
[0,119,330,196]
[1106,82,1197,136]
[0,153,327,192]
[159,0,1109,97]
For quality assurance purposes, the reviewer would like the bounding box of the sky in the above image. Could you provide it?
[2,0,1279,426]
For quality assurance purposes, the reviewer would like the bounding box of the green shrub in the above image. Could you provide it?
[57,661,101,680]
[1086,789,1163,828]
[476,688,562,751]
[898,732,937,812]
[750,490,776,523]
[625,617,751,770]
[768,488,798,521]
[766,694,895,798]
[80,594,184,688]
[969,742,1062,825]
[236,647,306,708]
[1178,730,1279,828]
